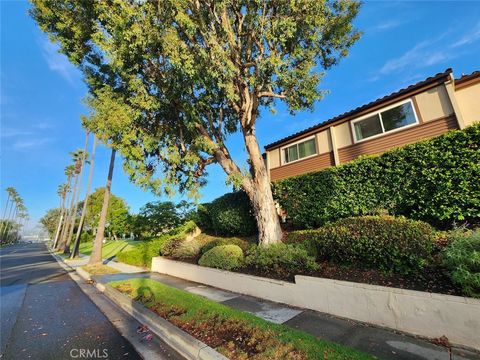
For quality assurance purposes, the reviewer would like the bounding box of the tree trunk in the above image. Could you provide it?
[64,134,89,254]
[52,195,66,248]
[0,193,10,236]
[242,130,283,245]
[1,201,15,242]
[89,148,116,265]
[71,136,97,259]
[58,174,78,251]
[56,180,72,250]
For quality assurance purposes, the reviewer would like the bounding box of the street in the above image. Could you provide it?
[0,242,141,360]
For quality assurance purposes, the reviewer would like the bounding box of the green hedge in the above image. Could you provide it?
[287,216,437,274]
[273,124,480,229]
[245,243,319,280]
[443,229,480,297]
[196,191,257,236]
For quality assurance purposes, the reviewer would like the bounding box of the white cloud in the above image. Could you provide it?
[374,24,480,79]
[40,38,80,85]
[451,21,480,48]
[13,138,51,150]
[1,128,33,138]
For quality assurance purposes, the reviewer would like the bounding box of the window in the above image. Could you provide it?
[283,137,317,164]
[352,100,418,142]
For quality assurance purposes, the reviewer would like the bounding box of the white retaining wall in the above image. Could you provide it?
[152,256,480,350]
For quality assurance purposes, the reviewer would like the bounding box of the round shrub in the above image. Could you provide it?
[245,243,319,280]
[443,230,480,297]
[199,237,251,256]
[198,245,244,271]
[171,239,203,260]
[287,215,437,274]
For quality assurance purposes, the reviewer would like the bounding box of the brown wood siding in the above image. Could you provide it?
[270,152,335,181]
[338,115,458,163]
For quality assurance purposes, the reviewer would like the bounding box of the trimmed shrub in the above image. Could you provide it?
[245,243,319,280]
[171,238,205,259]
[287,215,436,274]
[198,245,244,271]
[273,124,480,229]
[198,192,257,236]
[443,230,480,297]
[199,237,252,256]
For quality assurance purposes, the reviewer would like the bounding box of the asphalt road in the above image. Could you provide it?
[0,242,142,360]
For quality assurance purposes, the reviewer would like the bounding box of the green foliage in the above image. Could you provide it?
[288,216,436,274]
[160,236,184,257]
[84,188,129,237]
[39,208,61,238]
[199,237,252,256]
[133,200,194,237]
[117,220,199,267]
[30,0,361,202]
[443,230,480,297]
[273,125,480,229]
[198,245,244,271]
[199,192,257,236]
[245,243,319,280]
[80,232,94,243]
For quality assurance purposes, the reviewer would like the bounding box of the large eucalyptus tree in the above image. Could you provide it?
[31,0,361,245]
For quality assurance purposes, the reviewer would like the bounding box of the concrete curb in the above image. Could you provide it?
[48,247,226,360]
[102,284,227,360]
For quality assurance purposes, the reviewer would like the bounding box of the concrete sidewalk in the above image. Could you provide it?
[90,269,480,360]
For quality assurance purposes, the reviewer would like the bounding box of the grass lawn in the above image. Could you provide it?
[111,278,373,360]
[81,264,120,275]
[79,240,138,259]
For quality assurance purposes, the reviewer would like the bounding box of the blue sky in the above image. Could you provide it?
[1,1,480,232]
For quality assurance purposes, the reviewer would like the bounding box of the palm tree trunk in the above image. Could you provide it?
[55,184,71,250]
[4,206,17,243]
[52,195,66,248]
[1,201,15,242]
[58,174,78,251]
[89,148,115,265]
[0,193,10,234]
[64,134,89,255]
[71,136,97,259]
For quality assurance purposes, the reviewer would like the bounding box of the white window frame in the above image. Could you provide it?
[350,99,419,143]
[280,135,318,165]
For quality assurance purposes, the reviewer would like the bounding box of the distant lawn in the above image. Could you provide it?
[111,278,373,360]
[79,240,138,259]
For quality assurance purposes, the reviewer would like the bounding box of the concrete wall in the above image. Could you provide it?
[456,82,480,127]
[414,85,454,122]
[152,257,480,350]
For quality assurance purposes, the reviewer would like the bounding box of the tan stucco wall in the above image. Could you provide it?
[334,122,353,148]
[414,85,454,121]
[456,82,480,127]
[267,148,280,169]
[316,129,332,154]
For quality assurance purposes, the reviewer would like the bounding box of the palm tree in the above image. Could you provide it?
[59,151,84,253]
[64,134,89,255]
[52,183,69,248]
[1,189,18,242]
[89,148,116,265]
[56,165,75,250]
[71,135,97,259]
[0,187,15,237]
